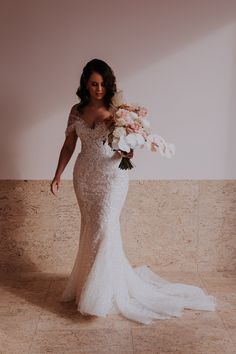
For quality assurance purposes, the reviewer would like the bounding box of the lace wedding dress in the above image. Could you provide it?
[60,106,217,325]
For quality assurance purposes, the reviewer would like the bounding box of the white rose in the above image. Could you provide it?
[125,133,145,149]
[118,135,130,152]
[128,111,138,121]
[116,118,126,126]
[113,127,127,138]
[140,118,151,130]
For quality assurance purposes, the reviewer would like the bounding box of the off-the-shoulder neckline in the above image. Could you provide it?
[70,108,114,130]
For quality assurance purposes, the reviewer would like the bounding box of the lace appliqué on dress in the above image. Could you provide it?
[60,108,218,325]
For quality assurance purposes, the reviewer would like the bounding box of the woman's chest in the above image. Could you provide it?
[79,109,113,129]
[75,119,110,141]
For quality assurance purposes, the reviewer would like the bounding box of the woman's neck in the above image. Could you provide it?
[87,98,105,109]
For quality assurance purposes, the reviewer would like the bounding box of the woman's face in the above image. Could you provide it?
[86,72,106,101]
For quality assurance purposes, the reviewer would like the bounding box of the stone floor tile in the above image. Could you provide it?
[29,328,134,353]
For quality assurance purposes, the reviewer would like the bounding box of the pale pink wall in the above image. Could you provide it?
[0,0,236,179]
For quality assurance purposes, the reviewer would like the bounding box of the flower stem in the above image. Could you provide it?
[118,157,135,170]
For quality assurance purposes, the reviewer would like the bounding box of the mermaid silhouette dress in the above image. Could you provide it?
[60,105,217,325]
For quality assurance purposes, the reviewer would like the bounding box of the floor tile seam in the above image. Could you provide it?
[130,326,135,353]
[27,279,54,354]
[216,310,236,348]
[33,326,138,333]
[26,312,42,354]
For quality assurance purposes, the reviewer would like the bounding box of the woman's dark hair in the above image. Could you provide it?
[76,58,117,113]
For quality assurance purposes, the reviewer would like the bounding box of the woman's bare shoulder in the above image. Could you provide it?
[70,103,80,115]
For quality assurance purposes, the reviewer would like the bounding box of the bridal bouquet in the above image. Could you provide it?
[108,103,176,170]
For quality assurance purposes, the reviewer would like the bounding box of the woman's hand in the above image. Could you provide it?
[122,150,133,159]
[116,149,134,159]
[50,175,61,196]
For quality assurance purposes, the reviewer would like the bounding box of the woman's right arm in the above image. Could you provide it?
[50,129,78,196]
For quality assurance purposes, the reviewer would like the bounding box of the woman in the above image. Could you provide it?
[51,59,217,325]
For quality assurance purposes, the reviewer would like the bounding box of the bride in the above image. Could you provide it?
[50,58,217,325]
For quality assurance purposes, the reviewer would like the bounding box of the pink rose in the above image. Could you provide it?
[116,109,129,120]
[127,122,141,133]
[137,106,148,118]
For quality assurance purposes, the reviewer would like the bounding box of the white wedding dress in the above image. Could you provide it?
[60,106,217,325]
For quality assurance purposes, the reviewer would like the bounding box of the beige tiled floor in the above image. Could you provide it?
[0,270,236,354]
